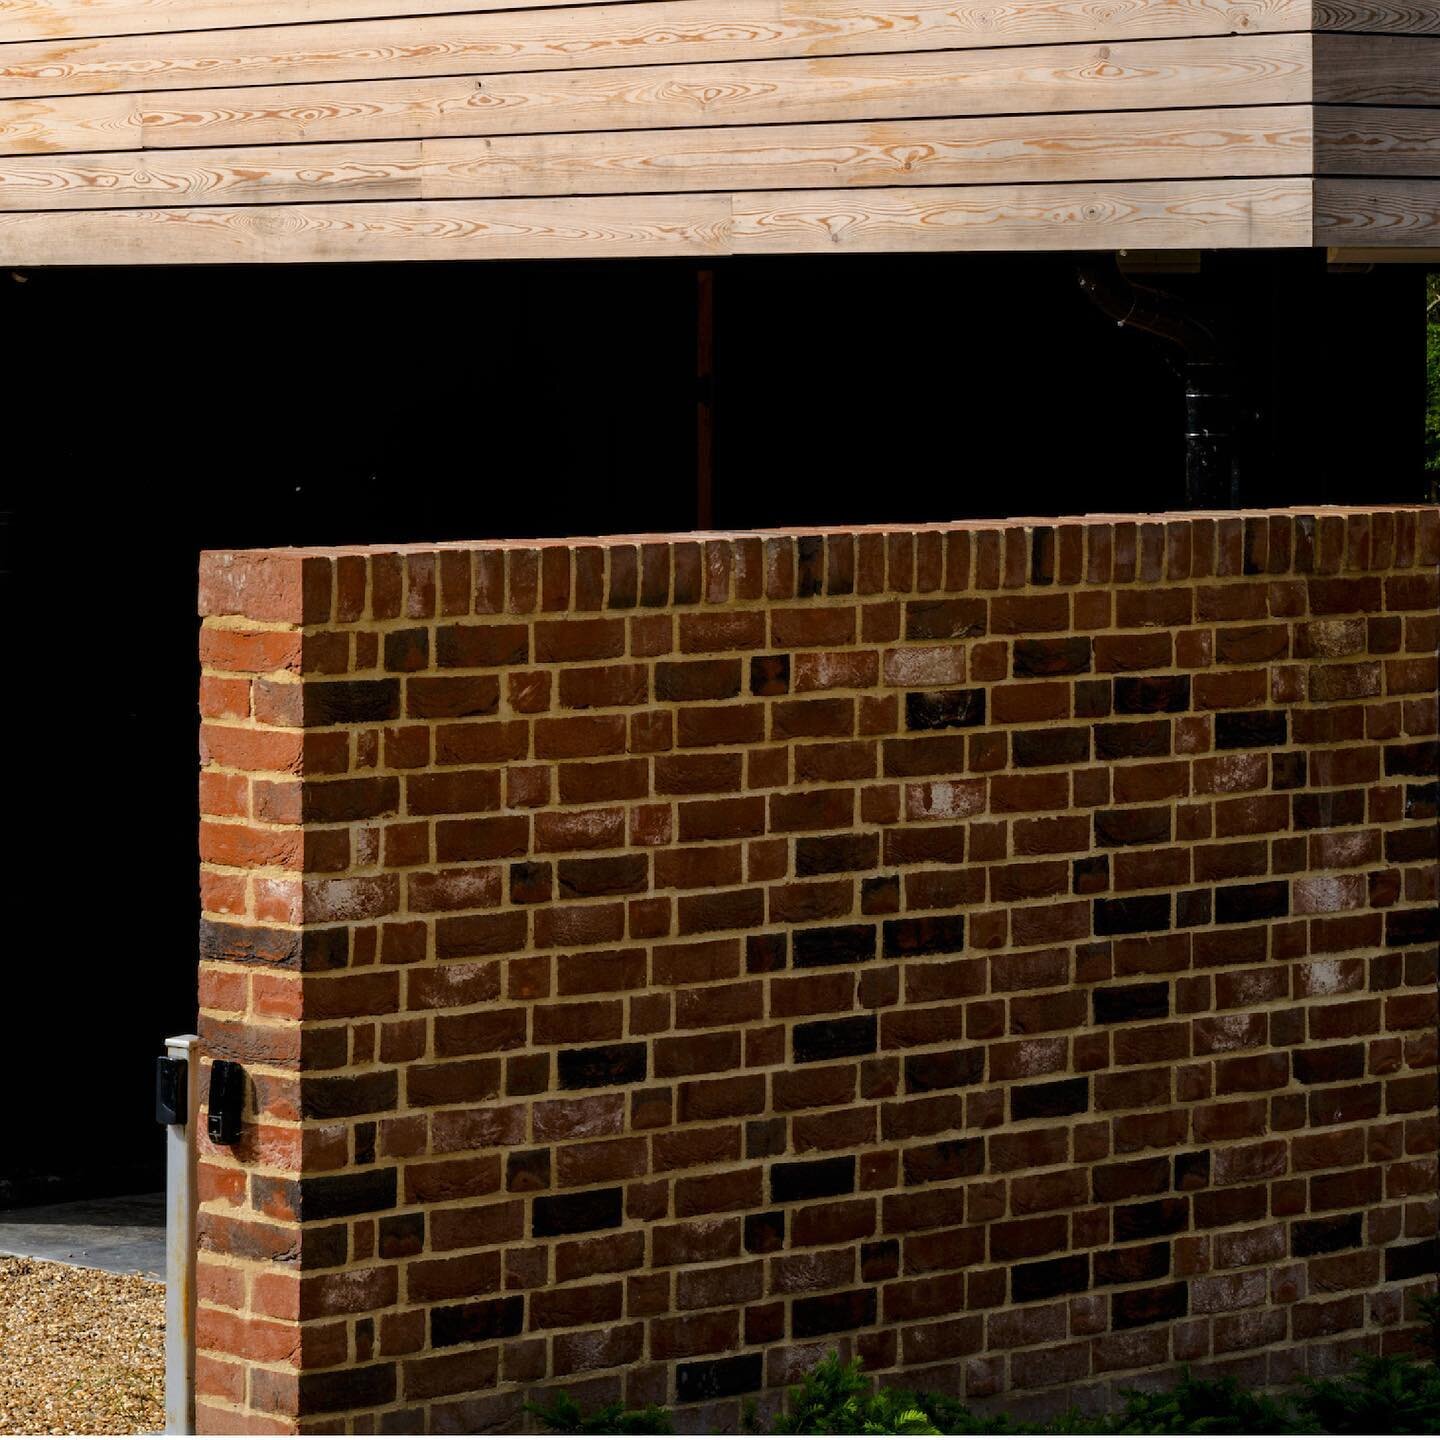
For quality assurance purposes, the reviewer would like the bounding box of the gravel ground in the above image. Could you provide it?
[0,1255,164,1435]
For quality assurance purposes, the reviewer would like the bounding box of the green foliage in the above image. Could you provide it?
[533,1325,1440,1436]
[1296,1353,1440,1436]
[1420,1292,1440,1358]
[1427,272,1440,474]
[1105,1373,1298,1434]
[526,1391,673,1434]
[767,1352,940,1435]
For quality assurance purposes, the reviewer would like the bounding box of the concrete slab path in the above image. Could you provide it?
[0,1193,165,1279]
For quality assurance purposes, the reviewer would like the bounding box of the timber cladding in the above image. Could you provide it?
[0,0,1437,261]
[195,507,1440,1434]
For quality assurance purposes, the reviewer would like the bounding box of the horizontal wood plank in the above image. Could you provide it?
[0,0,1313,101]
[1316,106,1440,177]
[0,178,1314,263]
[0,107,1314,209]
[1313,2,1440,33]
[1316,33,1440,105]
[0,0,639,45]
[0,0,1310,53]
[0,33,1315,157]
[1314,177,1440,242]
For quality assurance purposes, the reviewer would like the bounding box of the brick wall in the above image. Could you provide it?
[195,509,1439,1435]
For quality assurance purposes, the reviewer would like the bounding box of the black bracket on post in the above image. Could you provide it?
[207,1060,245,1145]
[155,1056,188,1127]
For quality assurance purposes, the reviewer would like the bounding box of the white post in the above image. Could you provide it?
[164,1034,200,1437]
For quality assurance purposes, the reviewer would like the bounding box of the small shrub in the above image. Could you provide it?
[1107,1372,1297,1434]
[1296,1353,1440,1435]
[526,1390,674,1434]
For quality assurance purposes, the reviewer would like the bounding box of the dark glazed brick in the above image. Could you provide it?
[304,679,402,725]
[383,628,429,671]
[1114,676,1191,714]
[378,1213,425,1259]
[1112,1282,1188,1330]
[1272,752,1306,790]
[882,914,965,958]
[1012,1254,1089,1303]
[1215,881,1288,925]
[747,1119,786,1159]
[1174,1151,1211,1190]
[796,834,880,876]
[1293,1045,1365,1085]
[1095,808,1172,848]
[1114,1199,1189,1242]
[905,1049,984,1093]
[1013,727,1091,768]
[300,1168,398,1221]
[1012,1078,1089,1120]
[745,1211,786,1254]
[794,924,877,968]
[863,1239,901,1282]
[656,659,742,702]
[1013,637,1091,676]
[298,1364,396,1415]
[1294,790,1366,830]
[746,934,787,973]
[1095,721,1171,760]
[792,1289,877,1338]
[558,1043,647,1090]
[558,854,649,897]
[906,599,986,640]
[1176,890,1212,928]
[794,1016,877,1064]
[751,655,790,696]
[506,1149,551,1192]
[1406,782,1439,820]
[533,1187,623,1237]
[1216,711,1287,750]
[676,1354,764,1404]
[302,1072,399,1119]
[1094,895,1171,936]
[1094,983,1169,1024]
[1385,1239,1438,1282]
[1387,909,1440,947]
[772,1156,857,1204]
[1076,680,1112,718]
[431,1297,524,1348]
[1095,1243,1171,1286]
[1385,741,1439,777]
[903,1138,984,1185]
[906,689,986,730]
[199,919,302,970]
[1293,1215,1364,1257]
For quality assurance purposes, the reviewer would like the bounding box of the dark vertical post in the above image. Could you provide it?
[696,265,716,528]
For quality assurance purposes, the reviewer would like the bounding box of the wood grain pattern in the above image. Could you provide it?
[0,33,1316,158]
[0,178,1313,263]
[0,0,1312,101]
[1316,33,1440,105]
[1313,2,1440,33]
[0,0,1309,51]
[0,107,1314,209]
[1317,106,1440,177]
[1314,177,1440,242]
[0,0,633,45]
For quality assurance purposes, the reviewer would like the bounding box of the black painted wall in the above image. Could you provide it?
[0,250,1425,1205]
